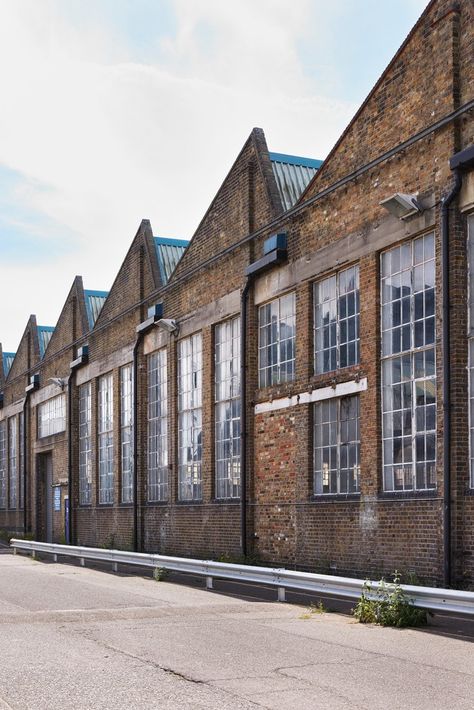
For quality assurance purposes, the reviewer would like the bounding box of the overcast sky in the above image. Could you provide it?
[0,0,427,353]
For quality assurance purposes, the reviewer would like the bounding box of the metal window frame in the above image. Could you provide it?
[78,382,92,506]
[120,364,134,504]
[0,421,6,509]
[147,348,168,503]
[313,395,360,495]
[214,316,241,499]
[380,234,437,493]
[178,333,203,501]
[467,214,474,488]
[98,373,114,504]
[37,394,66,438]
[8,416,17,509]
[258,291,296,388]
[314,265,360,375]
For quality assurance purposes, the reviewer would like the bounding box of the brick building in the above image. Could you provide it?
[1,0,474,587]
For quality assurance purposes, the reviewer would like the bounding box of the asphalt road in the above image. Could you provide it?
[0,550,473,709]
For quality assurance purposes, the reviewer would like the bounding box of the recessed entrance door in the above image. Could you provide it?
[43,454,53,543]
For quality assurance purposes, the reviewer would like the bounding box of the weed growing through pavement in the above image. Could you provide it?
[353,571,430,628]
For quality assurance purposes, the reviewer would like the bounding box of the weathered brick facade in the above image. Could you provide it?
[1,0,473,587]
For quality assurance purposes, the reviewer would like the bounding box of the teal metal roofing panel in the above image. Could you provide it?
[37,326,54,359]
[2,352,15,377]
[269,152,323,211]
[154,237,189,284]
[84,290,109,329]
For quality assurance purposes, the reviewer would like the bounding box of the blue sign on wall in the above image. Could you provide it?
[53,487,61,512]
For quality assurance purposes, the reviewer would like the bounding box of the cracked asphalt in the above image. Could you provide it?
[0,551,473,709]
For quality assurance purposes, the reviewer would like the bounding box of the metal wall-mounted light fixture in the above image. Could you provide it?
[157,318,179,335]
[136,303,164,334]
[380,193,423,220]
[48,377,66,391]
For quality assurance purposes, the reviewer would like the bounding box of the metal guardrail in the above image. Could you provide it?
[9,538,474,615]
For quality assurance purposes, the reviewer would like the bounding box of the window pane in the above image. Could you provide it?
[120,365,134,504]
[79,383,92,505]
[259,293,295,387]
[98,374,114,504]
[314,395,360,495]
[314,266,359,374]
[178,334,202,501]
[381,234,436,492]
[215,318,241,499]
[148,350,168,502]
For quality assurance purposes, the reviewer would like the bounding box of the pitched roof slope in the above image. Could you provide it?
[269,152,322,210]
[154,237,189,284]
[4,315,40,384]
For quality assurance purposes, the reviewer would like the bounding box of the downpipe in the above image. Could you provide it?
[67,374,74,544]
[240,278,252,557]
[132,334,141,553]
[22,392,30,536]
[441,167,462,587]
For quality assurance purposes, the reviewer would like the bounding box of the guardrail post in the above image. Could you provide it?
[277,586,286,602]
[13,547,17,555]
[80,557,85,567]
[112,562,118,573]
[206,576,213,590]
[32,550,36,560]
[53,554,58,563]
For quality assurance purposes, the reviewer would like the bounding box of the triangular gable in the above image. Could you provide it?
[39,276,94,361]
[170,127,284,281]
[5,315,40,384]
[93,220,163,329]
[300,0,460,202]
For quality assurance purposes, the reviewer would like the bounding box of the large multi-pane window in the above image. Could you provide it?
[215,318,241,499]
[120,365,133,503]
[19,412,24,510]
[147,349,168,502]
[98,373,114,504]
[381,234,436,492]
[468,215,474,487]
[8,418,17,508]
[78,382,92,506]
[0,422,6,509]
[258,292,296,388]
[178,334,202,501]
[314,396,360,494]
[314,265,360,374]
[38,395,66,438]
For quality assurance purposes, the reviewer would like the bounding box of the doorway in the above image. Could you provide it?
[38,453,53,543]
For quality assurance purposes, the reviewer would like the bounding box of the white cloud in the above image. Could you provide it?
[0,0,358,351]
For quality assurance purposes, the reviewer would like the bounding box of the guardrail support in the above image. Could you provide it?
[53,554,58,562]
[8,540,474,617]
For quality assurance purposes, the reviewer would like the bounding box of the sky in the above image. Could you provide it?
[0,0,428,353]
